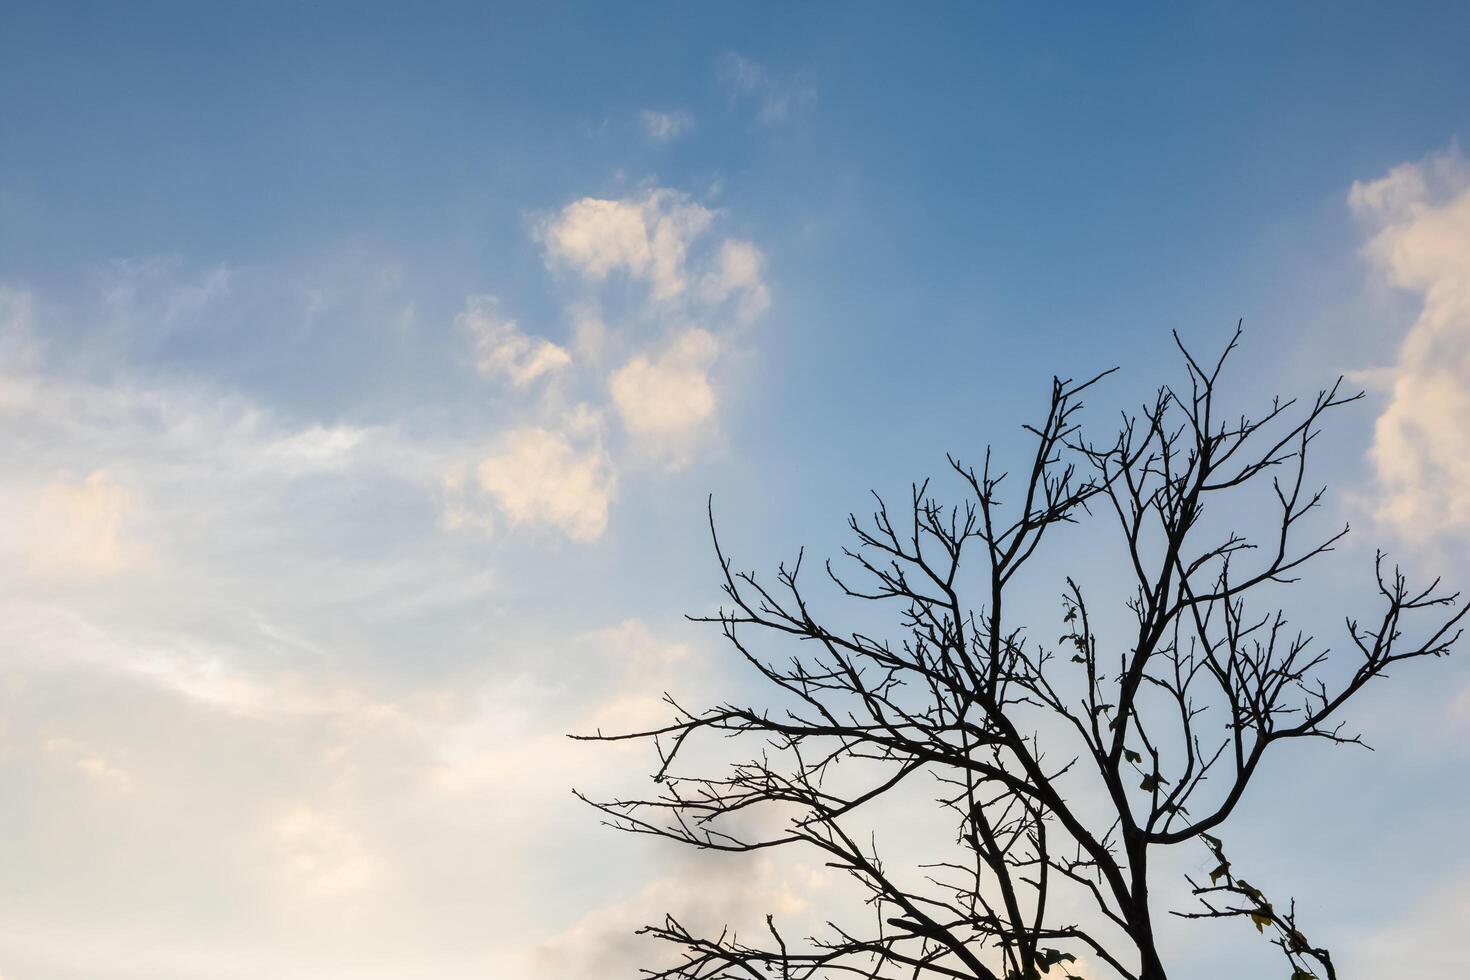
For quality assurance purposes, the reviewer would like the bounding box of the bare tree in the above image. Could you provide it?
[576,329,1465,980]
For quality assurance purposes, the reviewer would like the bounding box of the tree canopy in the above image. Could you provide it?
[578,330,1466,980]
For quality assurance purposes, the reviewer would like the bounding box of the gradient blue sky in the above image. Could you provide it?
[2,4,1469,979]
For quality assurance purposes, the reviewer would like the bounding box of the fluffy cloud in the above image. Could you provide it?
[640,109,693,143]
[475,425,615,541]
[540,186,770,318]
[540,189,770,317]
[609,328,719,441]
[540,189,716,300]
[1350,149,1470,539]
[457,295,571,387]
[519,186,773,485]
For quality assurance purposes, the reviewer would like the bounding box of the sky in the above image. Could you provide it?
[2,4,1470,978]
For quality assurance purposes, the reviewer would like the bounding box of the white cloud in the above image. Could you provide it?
[570,303,609,365]
[0,335,393,589]
[43,736,135,795]
[429,619,703,799]
[90,256,234,352]
[519,854,833,980]
[475,426,616,541]
[437,465,495,536]
[609,328,720,442]
[27,470,141,576]
[1349,148,1470,539]
[718,52,817,124]
[701,238,770,322]
[0,284,378,484]
[531,187,772,470]
[0,288,45,419]
[1344,866,1470,975]
[1,596,721,975]
[272,805,384,899]
[457,295,571,387]
[0,277,501,639]
[540,189,716,300]
[0,286,43,369]
[588,617,691,671]
[510,824,1108,980]
[0,597,409,725]
[640,109,693,143]
[0,259,755,977]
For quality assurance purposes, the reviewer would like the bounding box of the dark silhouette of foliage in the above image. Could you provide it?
[577,330,1465,980]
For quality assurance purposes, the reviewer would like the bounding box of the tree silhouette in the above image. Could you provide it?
[576,329,1465,980]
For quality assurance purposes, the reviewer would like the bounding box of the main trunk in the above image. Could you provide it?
[1128,903,1168,980]
[1126,833,1168,980]
[1136,942,1168,980]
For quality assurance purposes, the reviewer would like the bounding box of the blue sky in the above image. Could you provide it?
[2,4,1469,979]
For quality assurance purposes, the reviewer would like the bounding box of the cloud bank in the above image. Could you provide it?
[1350,148,1470,540]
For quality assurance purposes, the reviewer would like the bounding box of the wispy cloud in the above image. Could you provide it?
[639,108,693,143]
[718,52,817,124]
[457,295,572,388]
[0,178,771,977]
